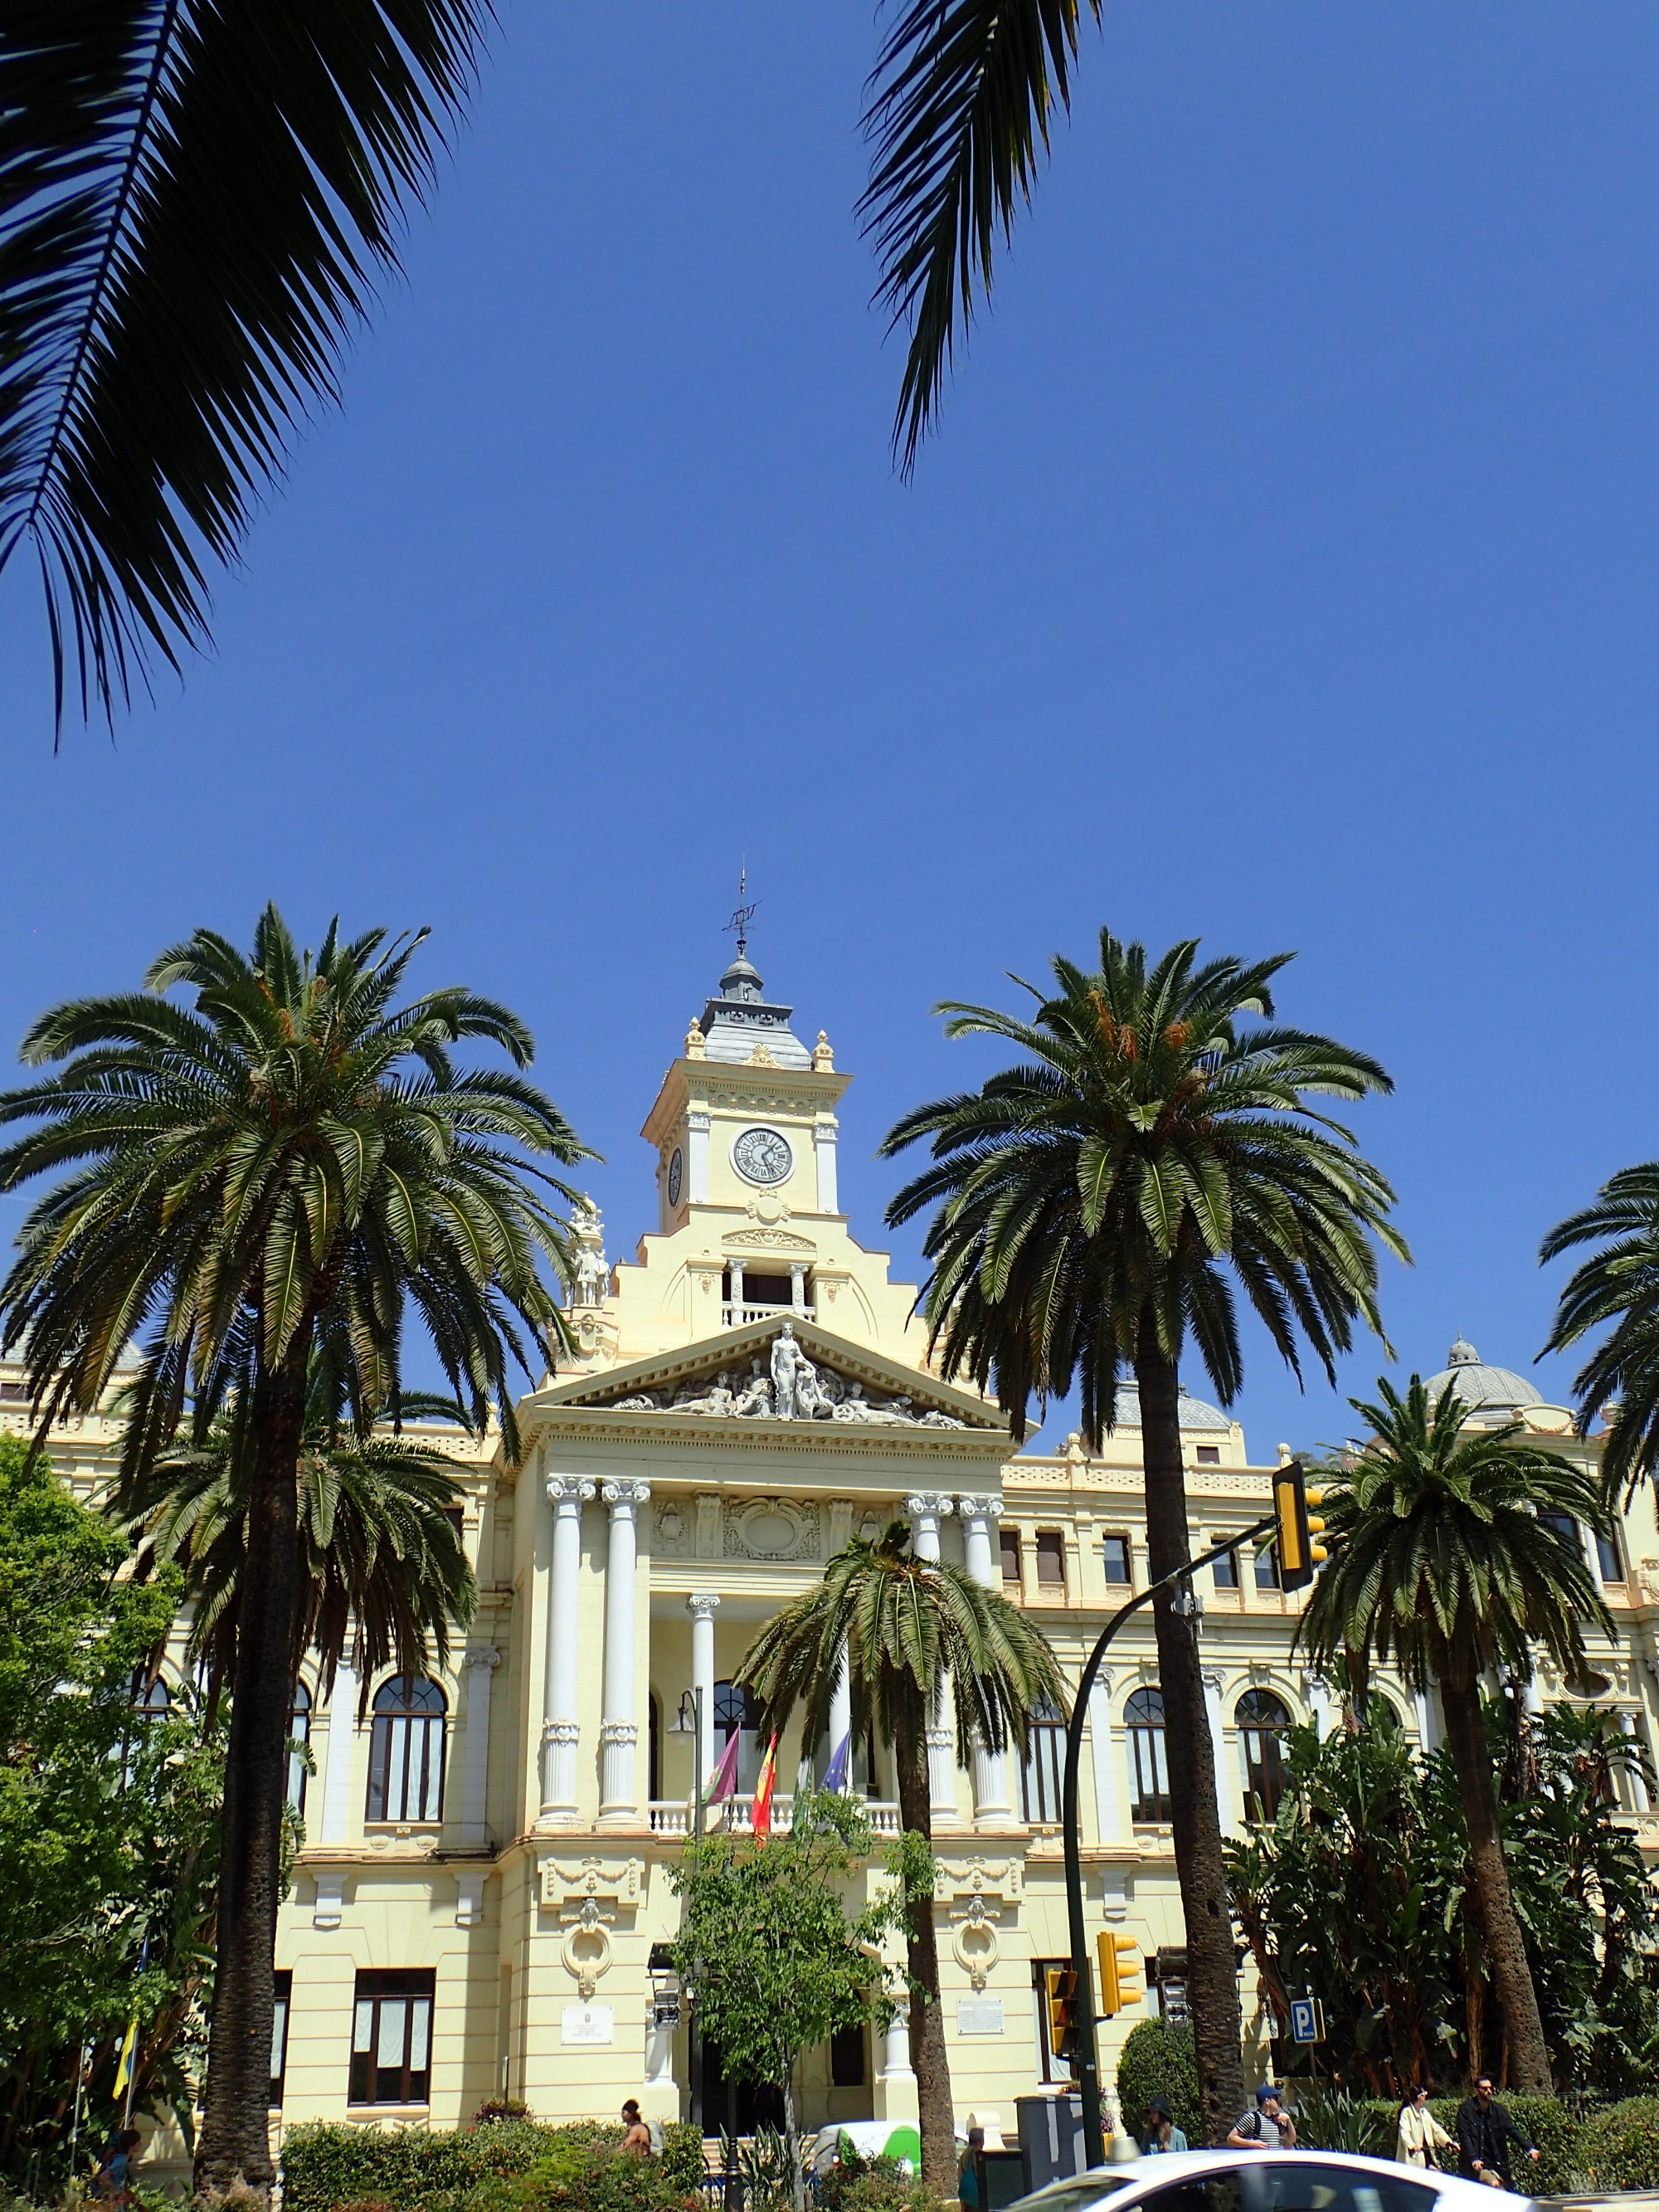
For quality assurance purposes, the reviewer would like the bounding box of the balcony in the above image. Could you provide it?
[648,1797,901,1839]
[722,1303,815,1328]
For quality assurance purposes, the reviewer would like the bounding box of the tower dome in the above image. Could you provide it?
[1423,1337,1542,1411]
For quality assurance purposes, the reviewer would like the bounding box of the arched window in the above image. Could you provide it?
[1237,1688,1292,1820]
[132,1671,169,1720]
[287,1681,312,1815]
[1021,1698,1066,1825]
[1126,1687,1170,1823]
[713,1678,763,1793]
[367,1675,447,1823]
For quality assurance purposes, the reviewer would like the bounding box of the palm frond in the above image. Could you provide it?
[0,0,493,728]
[859,0,1103,475]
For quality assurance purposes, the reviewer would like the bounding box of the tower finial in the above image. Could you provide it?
[726,861,760,961]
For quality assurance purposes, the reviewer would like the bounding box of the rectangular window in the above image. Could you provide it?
[1195,1445,1221,1465]
[1032,1961,1074,2085]
[830,2027,866,2087]
[349,1970,435,2106]
[443,1506,465,1542]
[1540,1510,1582,1560]
[1035,1532,1067,1591]
[1102,1535,1131,1586]
[1021,1715,1066,1825]
[1000,1528,1023,1588]
[1597,1527,1625,1583]
[1254,1544,1282,1592]
[1211,1548,1238,1591]
[270,1971,292,2108]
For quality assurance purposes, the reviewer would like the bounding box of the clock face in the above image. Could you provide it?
[732,1126,793,1186]
[667,1147,684,1208]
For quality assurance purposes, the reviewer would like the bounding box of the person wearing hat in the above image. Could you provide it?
[1143,2096,1188,2154]
[1228,2085,1297,2151]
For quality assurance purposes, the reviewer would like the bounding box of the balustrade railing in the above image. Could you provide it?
[721,1303,815,1328]
[647,1797,900,1839]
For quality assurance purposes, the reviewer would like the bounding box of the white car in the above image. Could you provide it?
[1009,2148,1534,2212]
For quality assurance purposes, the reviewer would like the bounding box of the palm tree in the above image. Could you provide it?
[880,932,1406,2141]
[1300,1374,1614,2093]
[125,1380,479,1719]
[1,2,493,726]
[741,1520,1063,2195]
[1540,1164,1659,1501]
[0,906,589,2198]
[860,1,1103,470]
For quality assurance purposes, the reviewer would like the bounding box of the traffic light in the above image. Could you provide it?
[1272,1459,1328,1591]
[1044,1966,1078,2062]
[1097,1932,1143,2017]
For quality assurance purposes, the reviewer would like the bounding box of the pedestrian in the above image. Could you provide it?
[1228,2085,1297,2151]
[958,2125,986,2209]
[92,2129,142,2208]
[1144,2096,1189,2154]
[620,2100,654,2156]
[1456,2075,1540,2191]
[1395,2088,1455,2170]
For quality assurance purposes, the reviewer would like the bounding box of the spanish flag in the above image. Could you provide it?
[752,1735,779,1840]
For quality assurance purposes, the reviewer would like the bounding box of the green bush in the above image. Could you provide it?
[659,2126,707,2193]
[1338,2097,1588,2194]
[1287,2088,1388,2157]
[818,2144,941,2212]
[1579,2098,1659,2191]
[1115,2019,1202,2149]
[280,2122,568,2212]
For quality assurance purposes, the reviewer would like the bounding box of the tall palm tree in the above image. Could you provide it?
[880,932,1406,2141]
[1,1,494,727]
[1540,1164,1659,1501]
[0,906,589,2197]
[125,1380,479,1717]
[741,1521,1063,2195]
[1300,1375,1613,2094]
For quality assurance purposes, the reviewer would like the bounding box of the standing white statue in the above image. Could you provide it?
[570,1201,608,1308]
[770,1321,812,1420]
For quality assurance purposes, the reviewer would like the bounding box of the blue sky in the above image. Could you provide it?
[2,2,1656,1459]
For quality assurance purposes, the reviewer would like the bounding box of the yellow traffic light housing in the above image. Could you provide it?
[1097,1932,1143,2017]
[1044,1966,1078,2062]
[1272,1459,1327,1591]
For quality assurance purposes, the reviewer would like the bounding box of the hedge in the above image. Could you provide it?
[1115,2020,1202,2149]
[280,2121,707,2212]
[1306,2096,1608,2193]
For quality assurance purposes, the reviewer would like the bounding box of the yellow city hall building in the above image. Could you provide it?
[7,946,1657,2155]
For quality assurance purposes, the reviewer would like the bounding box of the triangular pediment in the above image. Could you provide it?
[538,1315,1006,1435]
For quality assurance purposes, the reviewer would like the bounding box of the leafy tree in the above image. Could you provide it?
[881,932,1404,2141]
[1540,1164,1659,1501]
[1300,1378,1615,2093]
[1115,2019,1201,2150]
[1226,1702,1659,2099]
[0,907,589,2197]
[0,1435,224,2193]
[0,1,494,726]
[668,1791,900,2210]
[740,1523,1062,2193]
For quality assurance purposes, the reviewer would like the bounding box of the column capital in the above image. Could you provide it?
[686,1592,722,1620]
[905,1492,955,1520]
[602,1479,652,1510]
[600,1719,639,1747]
[687,1110,711,1133]
[547,1475,596,1506]
[924,1723,953,1749]
[1202,1669,1226,1696]
[956,1493,1003,1523]
[543,1717,580,1746]
[465,1645,501,1672]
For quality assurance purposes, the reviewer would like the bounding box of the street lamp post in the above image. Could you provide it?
[1061,1515,1277,2170]
[668,1690,708,2129]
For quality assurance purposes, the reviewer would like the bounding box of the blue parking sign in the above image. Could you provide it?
[1290,1997,1322,2044]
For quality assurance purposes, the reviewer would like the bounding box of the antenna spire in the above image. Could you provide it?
[725,863,760,959]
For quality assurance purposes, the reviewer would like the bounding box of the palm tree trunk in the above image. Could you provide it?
[195,1347,309,2197]
[893,1711,956,2195]
[1135,1334,1246,2146]
[1438,1678,1552,2093]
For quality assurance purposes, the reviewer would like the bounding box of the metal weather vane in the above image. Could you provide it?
[725,863,760,959]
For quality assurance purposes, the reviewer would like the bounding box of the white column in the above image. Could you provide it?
[1089,1672,1129,1844]
[830,1644,853,1788]
[542,1476,595,1818]
[688,1594,720,1792]
[1415,1679,1445,1752]
[815,1118,839,1214]
[1306,1674,1333,1741]
[1203,1673,1234,1833]
[873,1966,919,2127]
[459,1646,500,1847]
[687,1111,710,1202]
[789,1263,808,1314]
[319,1659,360,1844]
[728,1260,745,1319]
[958,1494,1012,1820]
[907,1493,959,1820]
[601,1479,651,1821]
[1621,1709,1652,1811]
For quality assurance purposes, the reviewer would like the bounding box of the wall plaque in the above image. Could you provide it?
[562,2003,615,2046]
[956,1998,1005,2037]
